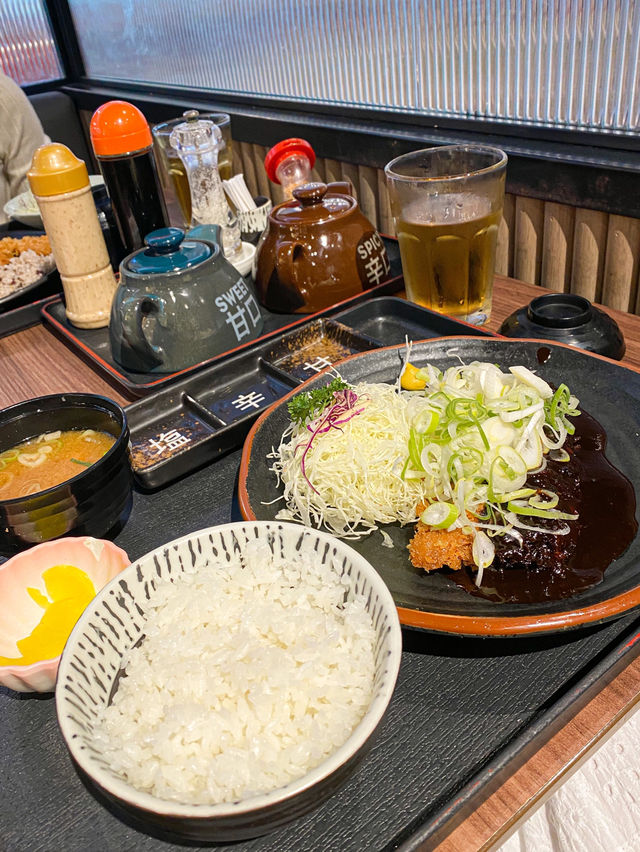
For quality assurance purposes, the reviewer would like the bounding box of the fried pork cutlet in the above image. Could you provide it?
[408,504,474,572]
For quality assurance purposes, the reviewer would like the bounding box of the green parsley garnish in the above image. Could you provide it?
[287,377,351,425]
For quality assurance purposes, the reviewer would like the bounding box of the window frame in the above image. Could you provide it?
[35,0,640,219]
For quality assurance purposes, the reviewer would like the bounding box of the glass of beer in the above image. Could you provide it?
[152,113,233,228]
[385,145,507,325]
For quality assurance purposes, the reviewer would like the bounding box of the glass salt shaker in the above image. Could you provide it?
[169,111,241,259]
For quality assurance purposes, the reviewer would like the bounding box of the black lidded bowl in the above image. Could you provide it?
[0,394,132,556]
[499,293,626,360]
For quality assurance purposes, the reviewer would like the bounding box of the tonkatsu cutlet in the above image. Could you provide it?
[408,502,474,572]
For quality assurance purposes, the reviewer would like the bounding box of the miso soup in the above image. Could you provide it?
[0,429,116,500]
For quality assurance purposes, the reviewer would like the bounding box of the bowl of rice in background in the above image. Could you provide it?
[0,233,57,309]
[56,521,402,842]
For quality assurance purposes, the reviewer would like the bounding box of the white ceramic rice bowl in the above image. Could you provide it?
[55,521,402,842]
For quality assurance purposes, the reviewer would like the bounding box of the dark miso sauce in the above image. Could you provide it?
[537,346,552,364]
[450,409,638,603]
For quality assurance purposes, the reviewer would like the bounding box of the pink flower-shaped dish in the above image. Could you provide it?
[0,537,130,693]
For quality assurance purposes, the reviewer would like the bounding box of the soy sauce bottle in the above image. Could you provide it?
[90,100,169,256]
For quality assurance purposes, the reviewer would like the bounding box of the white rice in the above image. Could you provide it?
[93,540,376,805]
[0,250,55,298]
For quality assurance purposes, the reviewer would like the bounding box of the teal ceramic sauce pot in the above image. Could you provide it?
[109,227,264,373]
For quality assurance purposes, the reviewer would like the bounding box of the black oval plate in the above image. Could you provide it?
[239,337,640,637]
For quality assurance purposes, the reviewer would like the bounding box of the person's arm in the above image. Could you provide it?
[0,74,48,198]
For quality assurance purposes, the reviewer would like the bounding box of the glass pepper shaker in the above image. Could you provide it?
[169,111,241,259]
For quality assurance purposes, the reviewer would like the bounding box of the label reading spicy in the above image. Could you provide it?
[356,231,391,287]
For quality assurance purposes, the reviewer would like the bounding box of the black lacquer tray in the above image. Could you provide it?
[126,297,494,489]
[2,449,640,852]
[40,238,404,398]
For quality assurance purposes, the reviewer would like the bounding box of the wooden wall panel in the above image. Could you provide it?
[311,158,326,183]
[358,165,378,229]
[602,216,640,312]
[514,197,544,285]
[231,144,243,180]
[496,193,515,278]
[341,161,360,200]
[238,141,259,200]
[377,169,394,236]
[571,209,608,303]
[541,203,575,292]
[323,158,343,184]
[251,144,271,200]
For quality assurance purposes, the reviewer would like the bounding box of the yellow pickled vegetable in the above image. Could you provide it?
[0,564,96,666]
[401,362,427,391]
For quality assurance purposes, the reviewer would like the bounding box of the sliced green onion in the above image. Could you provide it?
[420,502,459,529]
[71,458,92,467]
[447,447,483,482]
[501,487,537,501]
[489,447,527,498]
[408,429,426,471]
[413,409,440,435]
[529,490,559,510]
[507,500,578,520]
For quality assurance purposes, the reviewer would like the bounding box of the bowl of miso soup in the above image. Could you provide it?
[0,394,132,556]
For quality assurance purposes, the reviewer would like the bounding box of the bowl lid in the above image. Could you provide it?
[527,294,592,328]
[273,182,352,225]
[124,228,212,275]
[499,293,626,360]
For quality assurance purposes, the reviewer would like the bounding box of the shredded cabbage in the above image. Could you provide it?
[270,382,436,537]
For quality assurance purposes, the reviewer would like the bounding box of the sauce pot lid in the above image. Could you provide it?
[124,228,212,275]
[272,182,353,225]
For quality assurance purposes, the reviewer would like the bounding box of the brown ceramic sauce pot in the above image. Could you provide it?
[254,181,391,313]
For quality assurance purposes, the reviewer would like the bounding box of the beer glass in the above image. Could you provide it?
[385,145,507,325]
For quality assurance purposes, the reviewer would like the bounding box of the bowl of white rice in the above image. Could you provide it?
[56,521,402,842]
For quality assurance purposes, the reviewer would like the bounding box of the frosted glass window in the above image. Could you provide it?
[0,0,63,85]
[68,0,640,135]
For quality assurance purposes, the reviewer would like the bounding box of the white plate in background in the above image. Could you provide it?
[3,175,105,229]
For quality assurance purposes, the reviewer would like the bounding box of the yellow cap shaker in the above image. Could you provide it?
[28,144,117,329]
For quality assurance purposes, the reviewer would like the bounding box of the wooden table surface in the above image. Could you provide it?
[1,276,640,851]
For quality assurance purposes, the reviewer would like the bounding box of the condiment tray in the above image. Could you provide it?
[126,297,495,489]
[41,236,404,398]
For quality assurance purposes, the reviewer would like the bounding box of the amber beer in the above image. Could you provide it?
[397,194,500,323]
[385,145,507,325]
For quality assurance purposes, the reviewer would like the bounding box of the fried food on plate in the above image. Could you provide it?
[408,501,474,572]
[0,235,51,266]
